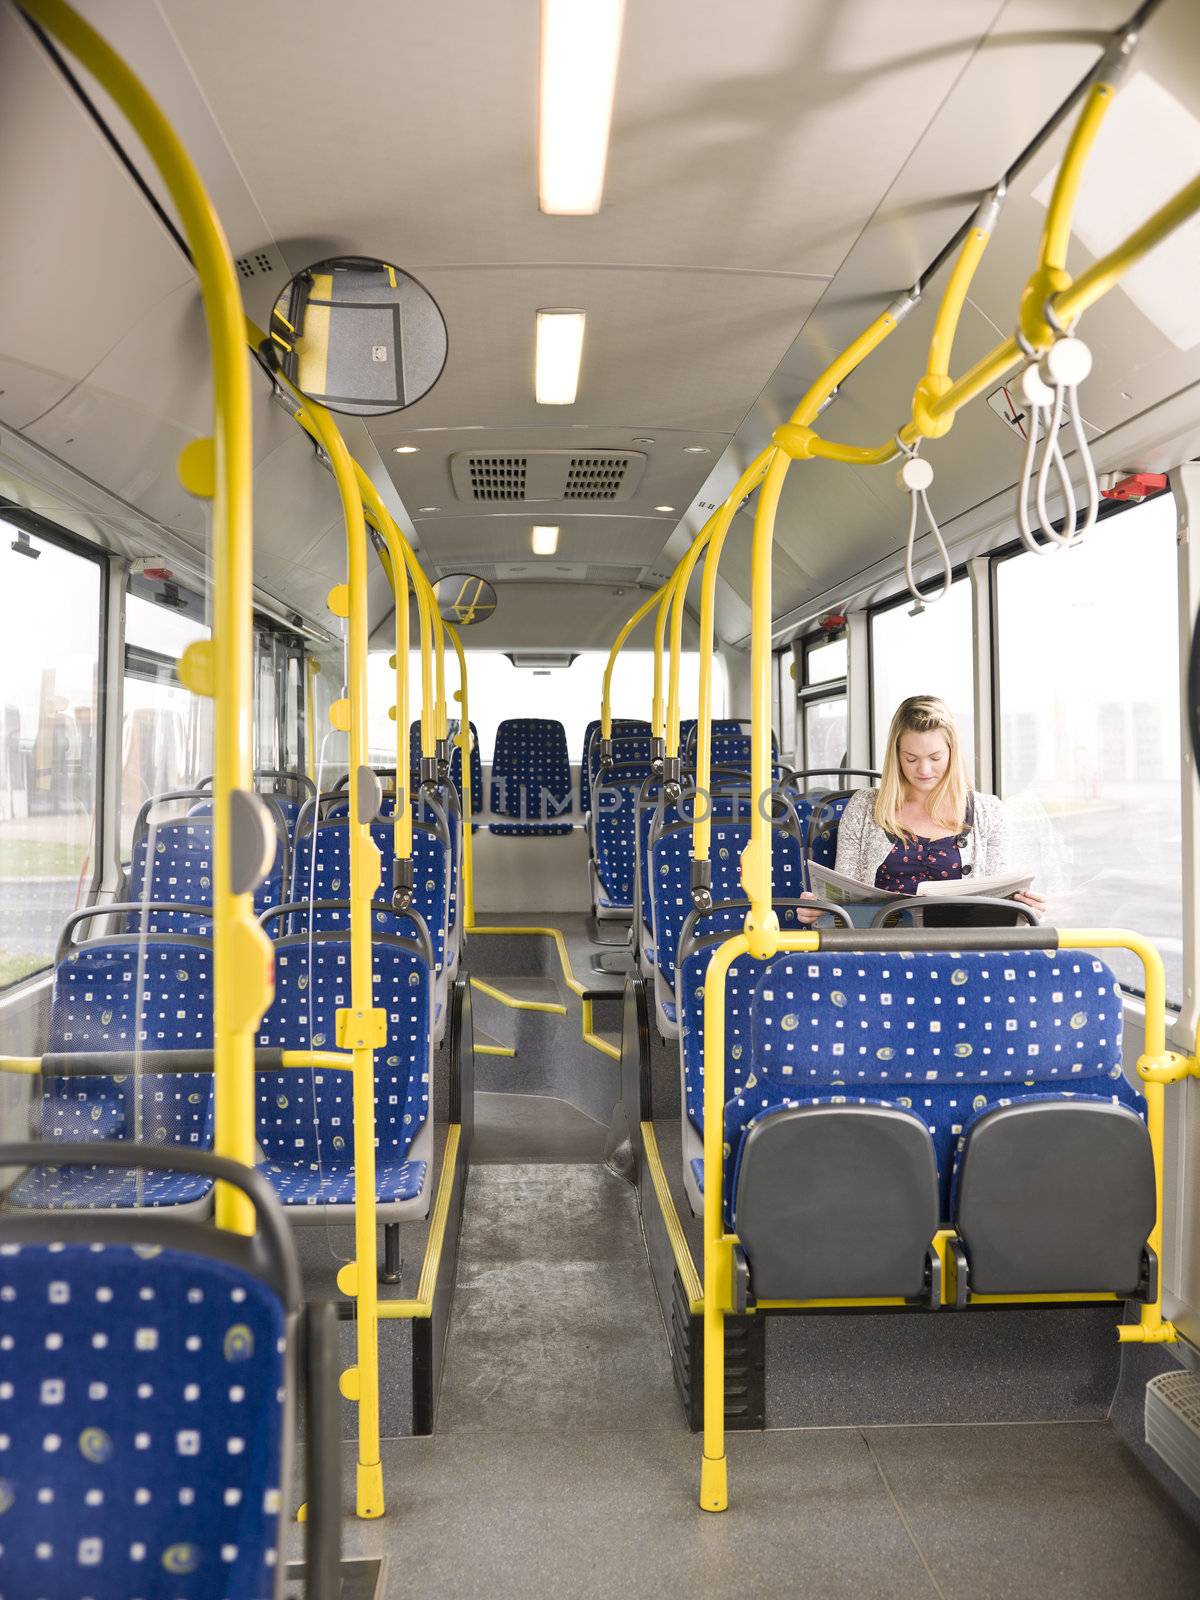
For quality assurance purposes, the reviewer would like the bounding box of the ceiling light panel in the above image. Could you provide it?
[535,309,586,404]
[538,0,625,215]
[531,525,560,555]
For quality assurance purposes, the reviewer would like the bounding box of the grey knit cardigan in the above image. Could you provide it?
[832,788,1010,887]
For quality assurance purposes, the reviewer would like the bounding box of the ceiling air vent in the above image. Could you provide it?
[450,449,646,505]
[564,454,631,499]
[468,455,528,501]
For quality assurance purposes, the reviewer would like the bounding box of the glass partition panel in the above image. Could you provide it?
[0,524,103,988]
[995,497,1182,999]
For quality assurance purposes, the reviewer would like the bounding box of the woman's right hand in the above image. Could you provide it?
[797,890,824,926]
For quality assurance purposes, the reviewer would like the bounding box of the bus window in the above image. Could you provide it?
[994,495,1182,1001]
[120,586,211,854]
[0,523,103,988]
[794,633,847,776]
[871,576,975,776]
[367,647,728,763]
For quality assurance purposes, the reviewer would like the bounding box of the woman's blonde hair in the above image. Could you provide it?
[874,695,969,839]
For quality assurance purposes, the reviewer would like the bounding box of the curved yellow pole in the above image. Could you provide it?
[21,0,271,1235]
[444,622,474,929]
[691,450,772,867]
[290,398,386,1522]
[359,504,413,863]
[601,583,669,741]
[666,519,719,761]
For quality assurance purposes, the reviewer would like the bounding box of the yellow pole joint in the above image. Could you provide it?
[771,422,818,459]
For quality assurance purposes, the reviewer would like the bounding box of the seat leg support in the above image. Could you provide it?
[381,1223,401,1286]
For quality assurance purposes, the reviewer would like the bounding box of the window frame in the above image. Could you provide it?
[0,503,110,990]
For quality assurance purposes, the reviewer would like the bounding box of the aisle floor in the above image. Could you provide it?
[318,1163,1200,1599]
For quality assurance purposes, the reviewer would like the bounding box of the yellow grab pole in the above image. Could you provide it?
[692,453,774,868]
[19,1,271,1235]
[666,519,720,761]
[445,622,475,929]
[1052,172,1200,328]
[305,656,318,783]
[1020,77,1117,348]
[373,532,412,862]
[742,449,791,953]
[298,401,387,1521]
[651,579,674,754]
[601,585,668,743]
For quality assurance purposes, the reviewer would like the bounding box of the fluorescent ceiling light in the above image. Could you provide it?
[1031,71,1200,351]
[531,525,560,555]
[535,309,586,404]
[539,0,625,214]
[392,444,420,454]
[682,445,709,455]
[654,504,676,513]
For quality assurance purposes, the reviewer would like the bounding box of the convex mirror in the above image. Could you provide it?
[433,574,497,626]
[268,255,447,417]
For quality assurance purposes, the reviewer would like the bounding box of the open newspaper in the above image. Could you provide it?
[808,861,1033,905]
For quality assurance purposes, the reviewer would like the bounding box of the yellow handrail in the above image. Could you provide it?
[19,0,272,1236]
[600,583,669,742]
[283,391,387,1522]
[444,620,475,929]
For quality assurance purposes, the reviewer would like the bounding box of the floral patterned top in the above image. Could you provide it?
[874,833,964,894]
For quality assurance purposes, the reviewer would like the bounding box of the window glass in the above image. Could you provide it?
[803,696,847,778]
[367,648,729,764]
[995,497,1181,999]
[871,578,975,777]
[805,635,847,685]
[254,629,280,773]
[0,526,102,987]
[121,592,211,854]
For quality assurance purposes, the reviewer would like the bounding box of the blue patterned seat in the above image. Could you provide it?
[290,818,450,1009]
[590,746,653,917]
[489,717,573,835]
[0,1144,341,1599]
[448,719,483,820]
[634,785,752,968]
[128,807,286,935]
[714,950,1151,1302]
[581,717,651,813]
[254,931,433,1215]
[9,937,216,1212]
[0,1237,286,1597]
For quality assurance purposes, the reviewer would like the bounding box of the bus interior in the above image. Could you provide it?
[1,1,1200,1595]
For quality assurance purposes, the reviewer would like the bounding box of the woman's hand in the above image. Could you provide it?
[1012,888,1047,920]
[797,891,825,926]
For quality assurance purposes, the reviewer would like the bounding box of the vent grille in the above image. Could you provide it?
[468,456,528,501]
[564,455,631,499]
[235,251,276,279]
[451,448,646,504]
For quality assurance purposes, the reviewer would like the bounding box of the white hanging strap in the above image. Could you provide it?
[1015,331,1099,554]
[898,448,951,607]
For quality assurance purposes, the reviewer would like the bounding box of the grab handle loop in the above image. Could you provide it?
[898,446,951,609]
[1015,328,1098,554]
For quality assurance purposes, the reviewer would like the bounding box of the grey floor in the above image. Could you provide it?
[308,1159,1200,1599]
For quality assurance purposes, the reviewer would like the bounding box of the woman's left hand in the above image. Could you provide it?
[1012,889,1047,920]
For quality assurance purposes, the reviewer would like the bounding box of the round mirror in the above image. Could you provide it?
[268,255,447,417]
[433,574,498,627]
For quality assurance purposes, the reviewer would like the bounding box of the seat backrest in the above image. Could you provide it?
[635,783,753,945]
[650,815,806,995]
[290,819,450,974]
[490,717,572,821]
[591,767,647,905]
[39,936,214,1151]
[749,948,1138,1200]
[581,718,651,812]
[256,932,432,1165]
[677,911,770,1134]
[0,1146,297,1600]
[129,808,285,932]
[448,719,483,816]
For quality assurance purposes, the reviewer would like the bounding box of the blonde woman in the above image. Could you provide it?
[802,695,1045,919]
